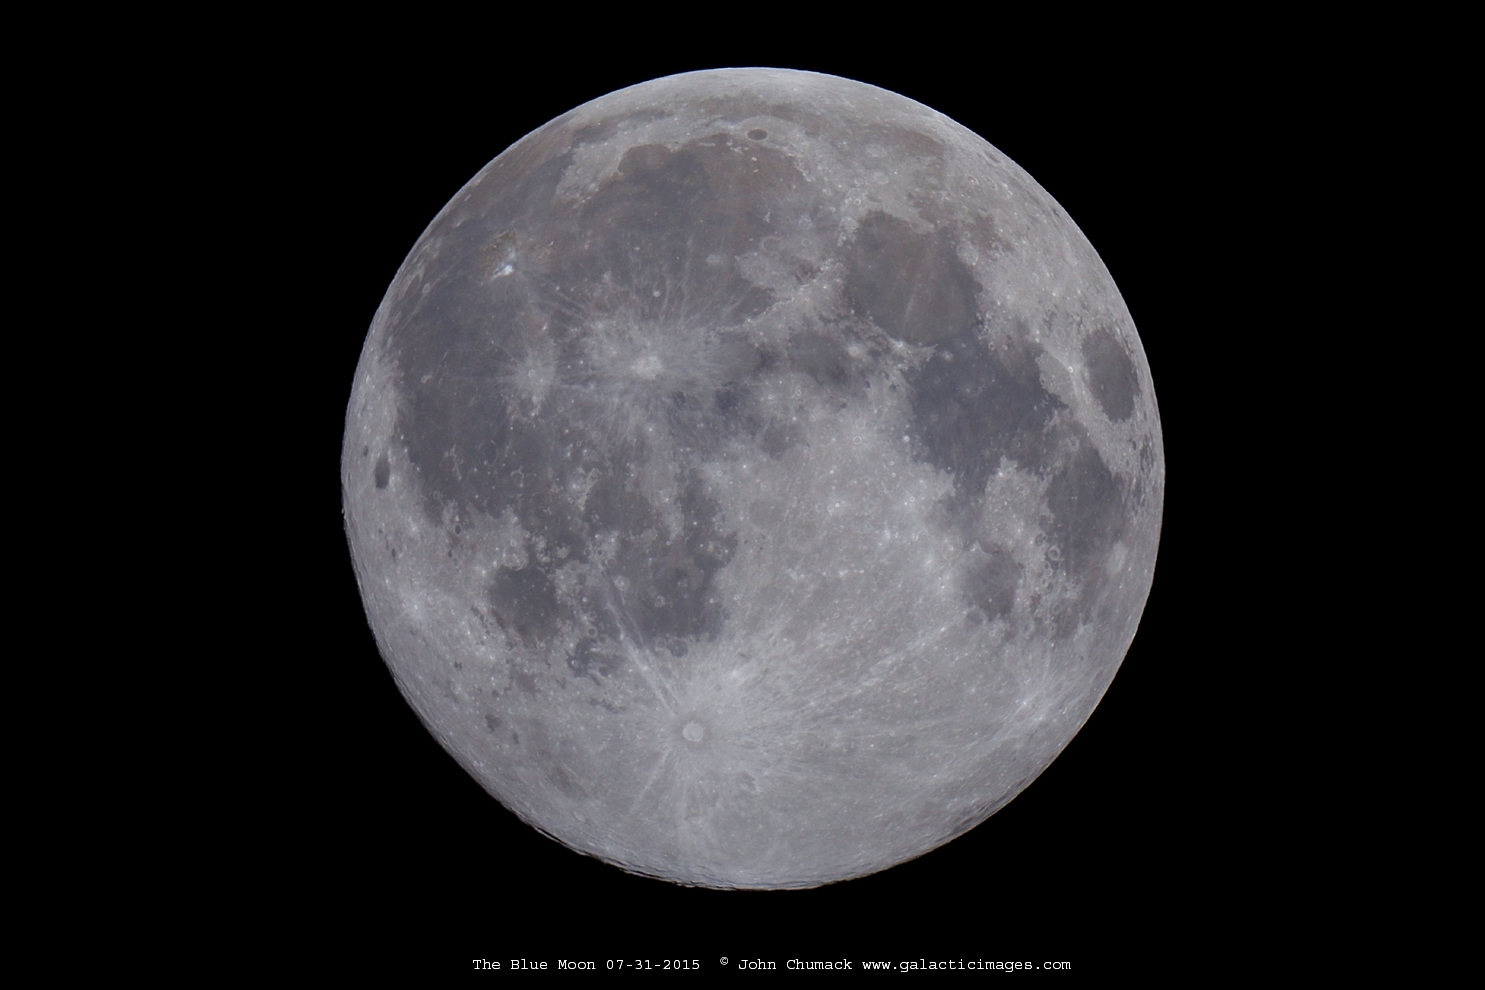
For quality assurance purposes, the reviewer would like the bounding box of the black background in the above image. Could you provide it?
[250,42,1281,971]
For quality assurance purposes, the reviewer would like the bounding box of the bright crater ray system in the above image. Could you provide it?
[342,69,1163,889]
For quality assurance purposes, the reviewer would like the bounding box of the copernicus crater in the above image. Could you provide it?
[342,69,1163,889]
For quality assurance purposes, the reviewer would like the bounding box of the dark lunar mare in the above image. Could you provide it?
[892,318,1129,633]
[1081,326,1141,422]
[381,104,1135,658]
[837,205,1132,628]
[383,129,829,665]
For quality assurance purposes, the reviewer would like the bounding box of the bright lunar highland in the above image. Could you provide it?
[343,69,1163,888]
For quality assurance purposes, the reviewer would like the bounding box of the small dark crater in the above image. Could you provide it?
[1081,327,1139,422]
[747,128,768,141]
[511,730,519,746]
[484,714,500,733]
[373,453,390,489]
[667,639,689,658]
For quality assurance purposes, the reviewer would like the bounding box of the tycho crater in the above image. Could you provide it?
[342,69,1163,889]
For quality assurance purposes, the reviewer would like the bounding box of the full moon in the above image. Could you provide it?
[342,69,1163,889]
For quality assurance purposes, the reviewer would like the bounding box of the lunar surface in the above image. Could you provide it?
[342,69,1163,889]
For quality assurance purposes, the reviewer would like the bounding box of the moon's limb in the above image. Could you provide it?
[342,69,1163,889]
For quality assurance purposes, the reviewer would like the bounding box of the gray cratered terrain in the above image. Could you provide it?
[342,69,1163,889]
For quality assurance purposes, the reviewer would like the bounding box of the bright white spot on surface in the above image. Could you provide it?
[683,721,705,742]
